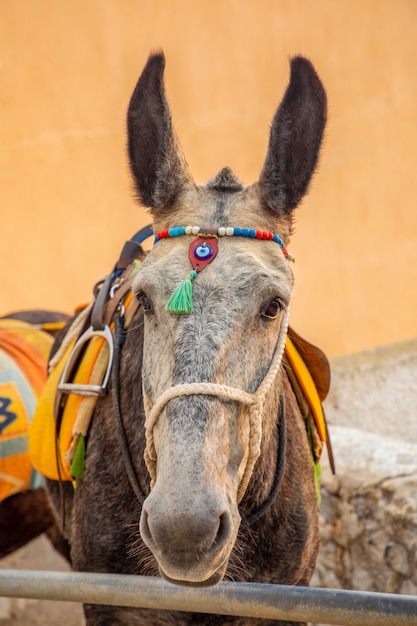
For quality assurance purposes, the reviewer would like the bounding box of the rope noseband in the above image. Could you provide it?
[144,308,288,502]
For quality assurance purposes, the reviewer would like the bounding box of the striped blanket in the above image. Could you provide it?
[0,320,53,502]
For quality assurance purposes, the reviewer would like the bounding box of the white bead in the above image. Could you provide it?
[192,226,200,235]
[185,226,193,235]
[218,227,226,236]
[225,227,234,236]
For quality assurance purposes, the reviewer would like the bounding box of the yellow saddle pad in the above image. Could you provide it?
[29,291,139,481]
[285,334,332,466]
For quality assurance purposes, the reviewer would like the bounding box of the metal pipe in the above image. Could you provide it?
[0,570,416,625]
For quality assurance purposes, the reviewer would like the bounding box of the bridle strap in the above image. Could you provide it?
[112,312,148,501]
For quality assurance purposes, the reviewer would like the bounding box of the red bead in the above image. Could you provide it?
[255,230,262,239]
[158,229,169,239]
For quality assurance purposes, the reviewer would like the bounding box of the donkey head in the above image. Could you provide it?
[128,52,326,586]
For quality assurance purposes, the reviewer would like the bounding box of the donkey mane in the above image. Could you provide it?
[207,167,244,192]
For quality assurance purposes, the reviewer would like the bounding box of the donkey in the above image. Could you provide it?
[46,52,327,625]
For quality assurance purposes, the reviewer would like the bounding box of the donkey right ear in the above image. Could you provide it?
[259,56,327,216]
[127,52,190,212]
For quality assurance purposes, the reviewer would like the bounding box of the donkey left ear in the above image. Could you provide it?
[259,56,327,215]
[127,52,190,212]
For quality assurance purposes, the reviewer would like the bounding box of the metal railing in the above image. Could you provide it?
[1,570,417,625]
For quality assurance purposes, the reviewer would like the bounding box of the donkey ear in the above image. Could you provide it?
[259,56,327,215]
[127,52,190,211]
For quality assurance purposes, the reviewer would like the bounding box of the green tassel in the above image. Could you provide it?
[70,434,86,478]
[313,461,322,510]
[306,417,322,510]
[165,270,197,315]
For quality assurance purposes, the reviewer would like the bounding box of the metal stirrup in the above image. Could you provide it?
[57,325,114,397]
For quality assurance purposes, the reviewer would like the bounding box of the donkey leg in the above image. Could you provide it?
[0,489,55,559]
[84,605,180,626]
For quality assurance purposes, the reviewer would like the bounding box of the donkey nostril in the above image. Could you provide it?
[140,508,153,546]
[214,512,232,548]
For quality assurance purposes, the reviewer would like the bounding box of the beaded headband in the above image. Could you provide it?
[154,225,293,315]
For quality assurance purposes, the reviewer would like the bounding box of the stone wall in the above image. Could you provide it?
[312,338,417,597]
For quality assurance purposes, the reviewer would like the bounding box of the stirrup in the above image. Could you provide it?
[57,325,114,397]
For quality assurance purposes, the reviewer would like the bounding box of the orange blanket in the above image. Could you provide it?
[0,320,53,501]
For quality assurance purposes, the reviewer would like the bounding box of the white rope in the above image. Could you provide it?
[143,309,289,502]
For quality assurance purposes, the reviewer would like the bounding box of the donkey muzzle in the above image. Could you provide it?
[139,485,239,586]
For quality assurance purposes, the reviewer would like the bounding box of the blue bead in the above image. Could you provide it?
[241,228,249,237]
[178,227,186,235]
[234,228,241,236]
[249,229,256,238]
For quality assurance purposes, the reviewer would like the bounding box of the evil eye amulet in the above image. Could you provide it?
[195,242,214,260]
[189,237,219,271]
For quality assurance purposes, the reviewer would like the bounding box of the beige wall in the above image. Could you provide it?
[1,0,416,357]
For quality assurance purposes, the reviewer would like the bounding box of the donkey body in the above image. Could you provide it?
[47,52,327,625]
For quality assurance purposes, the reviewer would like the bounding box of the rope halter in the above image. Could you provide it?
[143,224,291,502]
[143,312,290,502]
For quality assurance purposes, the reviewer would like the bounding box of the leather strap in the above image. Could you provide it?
[91,239,145,331]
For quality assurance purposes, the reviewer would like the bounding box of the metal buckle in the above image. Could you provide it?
[57,325,114,397]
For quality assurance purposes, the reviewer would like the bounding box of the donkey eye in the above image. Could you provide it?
[137,291,153,312]
[262,299,282,320]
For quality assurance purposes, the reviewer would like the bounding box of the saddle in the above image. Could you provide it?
[29,227,334,483]
[285,328,334,472]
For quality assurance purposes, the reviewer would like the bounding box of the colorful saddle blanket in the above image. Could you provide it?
[0,320,53,501]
